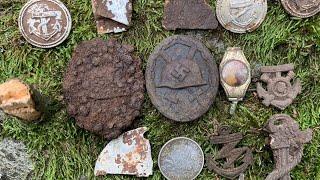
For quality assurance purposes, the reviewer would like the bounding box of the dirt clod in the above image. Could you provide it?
[63,39,144,140]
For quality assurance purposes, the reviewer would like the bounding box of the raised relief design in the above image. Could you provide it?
[229,0,256,28]
[281,0,320,18]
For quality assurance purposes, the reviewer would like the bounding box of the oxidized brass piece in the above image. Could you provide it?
[206,126,253,179]
[220,47,251,114]
[264,114,312,180]
[281,0,320,18]
[257,64,301,110]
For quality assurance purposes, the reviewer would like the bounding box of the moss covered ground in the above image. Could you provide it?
[0,0,319,179]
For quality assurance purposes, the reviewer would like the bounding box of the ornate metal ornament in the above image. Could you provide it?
[257,64,301,110]
[158,137,204,180]
[91,0,132,34]
[18,0,72,48]
[220,47,251,114]
[162,0,218,30]
[264,114,313,180]
[95,127,153,177]
[146,35,219,122]
[281,0,320,18]
[216,0,267,33]
[206,126,253,179]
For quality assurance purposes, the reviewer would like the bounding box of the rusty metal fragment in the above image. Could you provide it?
[281,0,320,18]
[95,127,153,177]
[146,35,219,122]
[206,126,253,179]
[216,0,267,33]
[257,64,301,110]
[264,114,312,180]
[91,0,132,34]
[220,47,251,114]
[0,79,42,122]
[162,0,218,30]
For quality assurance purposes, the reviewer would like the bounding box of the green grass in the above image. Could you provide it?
[1,0,319,179]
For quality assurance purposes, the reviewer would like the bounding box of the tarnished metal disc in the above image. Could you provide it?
[146,35,219,122]
[281,0,320,18]
[158,137,204,180]
[18,0,72,48]
[216,0,267,33]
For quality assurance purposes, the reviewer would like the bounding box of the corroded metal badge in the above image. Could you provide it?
[92,0,132,34]
[220,47,251,114]
[257,64,301,110]
[162,0,218,30]
[216,0,267,33]
[95,127,153,177]
[281,0,320,18]
[146,35,219,122]
[158,137,204,180]
[18,0,72,48]
[206,126,253,179]
[265,114,312,180]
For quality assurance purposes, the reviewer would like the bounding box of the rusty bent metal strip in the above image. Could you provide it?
[91,0,132,34]
[94,127,153,177]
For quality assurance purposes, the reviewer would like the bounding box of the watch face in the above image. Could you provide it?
[221,60,249,87]
[18,0,72,48]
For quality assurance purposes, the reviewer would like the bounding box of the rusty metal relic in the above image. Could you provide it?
[281,0,320,18]
[18,0,72,48]
[162,0,219,30]
[220,47,251,114]
[216,0,267,33]
[257,64,301,110]
[91,0,132,34]
[206,126,253,179]
[63,39,144,140]
[158,137,204,180]
[95,127,153,177]
[146,35,219,122]
[264,114,312,180]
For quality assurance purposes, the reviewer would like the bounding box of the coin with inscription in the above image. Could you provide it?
[18,0,72,48]
[158,137,204,180]
[146,35,219,122]
[216,0,267,33]
[281,0,320,18]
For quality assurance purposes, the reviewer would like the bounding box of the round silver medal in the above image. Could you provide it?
[18,0,72,48]
[216,0,267,33]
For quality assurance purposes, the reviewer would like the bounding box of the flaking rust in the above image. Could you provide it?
[257,64,301,110]
[206,126,253,179]
[95,127,153,177]
[265,114,312,180]
[91,0,132,34]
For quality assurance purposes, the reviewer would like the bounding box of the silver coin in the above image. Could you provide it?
[216,0,268,33]
[281,0,320,18]
[18,0,72,48]
[158,137,204,180]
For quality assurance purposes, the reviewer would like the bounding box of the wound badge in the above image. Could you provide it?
[257,64,301,110]
[206,126,253,179]
[264,114,312,180]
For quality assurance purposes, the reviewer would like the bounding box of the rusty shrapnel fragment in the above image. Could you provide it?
[162,0,218,30]
[216,0,267,33]
[264,114,312,180]
[281,0,320,18]
[220,47,251,114]
[63,39,144,140]
[257,64,301,110]
[18,0,72,48]
[91,0,132,34]
[94,127,153,177]
[146,35,219,122]
[206,126,253,179]
[158,137,204,180]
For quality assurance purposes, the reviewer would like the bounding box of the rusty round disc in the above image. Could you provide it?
[63,39,144,140]
[281,0,320,18]
[146,35,219,122]
[216,0,267,33]
[18,0,72,48]
[158,137,204,180]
